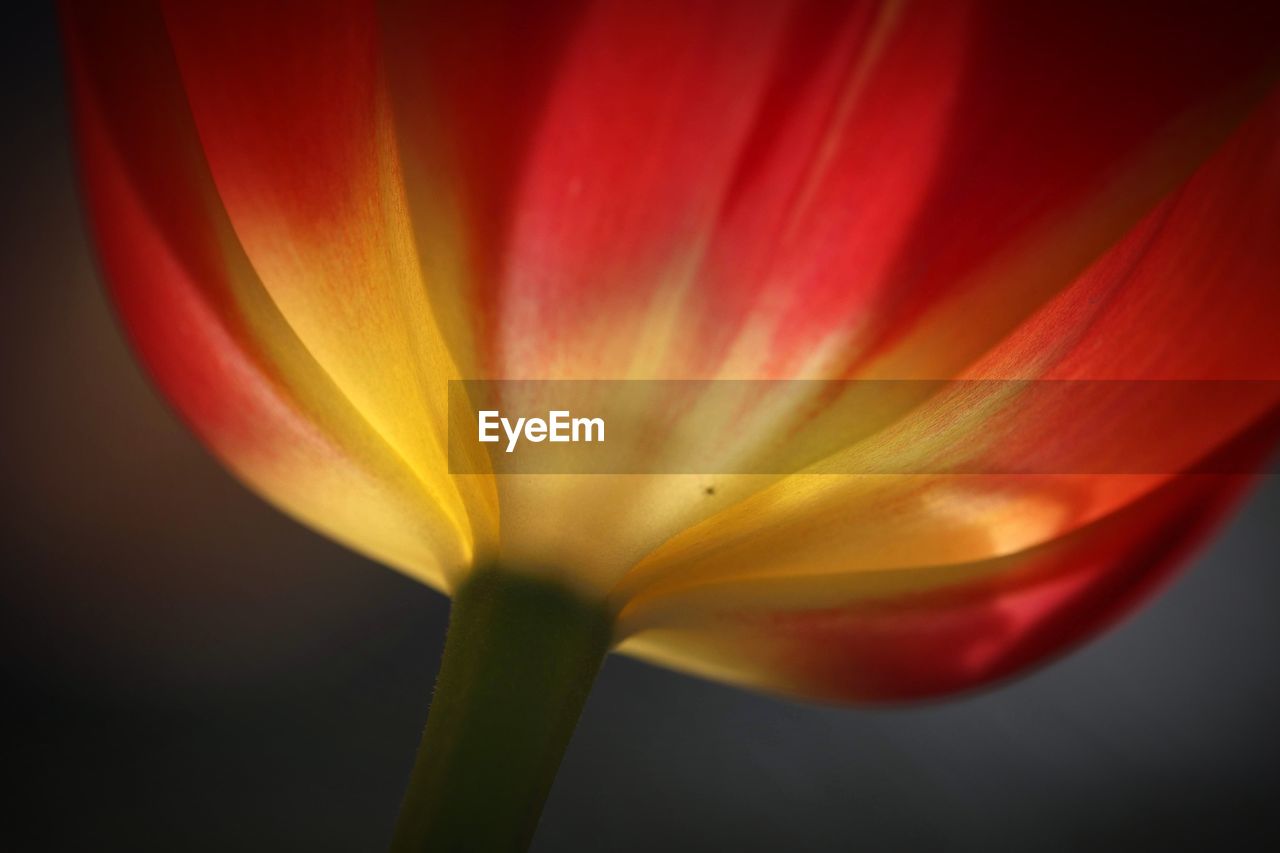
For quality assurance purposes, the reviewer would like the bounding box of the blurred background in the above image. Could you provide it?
[4,5,1279,851]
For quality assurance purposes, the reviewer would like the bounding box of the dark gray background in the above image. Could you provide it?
[4,6,1277,851]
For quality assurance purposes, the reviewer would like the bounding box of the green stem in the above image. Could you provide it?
[391,567,613,852]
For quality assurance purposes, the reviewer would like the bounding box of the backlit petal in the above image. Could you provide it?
[63,0,474,588]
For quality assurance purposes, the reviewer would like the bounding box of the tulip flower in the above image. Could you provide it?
[61,0,1280,849]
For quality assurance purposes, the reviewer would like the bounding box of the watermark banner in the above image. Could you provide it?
[447,380,1280,476]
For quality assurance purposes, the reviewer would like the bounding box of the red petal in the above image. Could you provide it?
[62,0,473,587]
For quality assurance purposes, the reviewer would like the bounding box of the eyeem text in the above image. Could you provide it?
[477,410,605,453]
